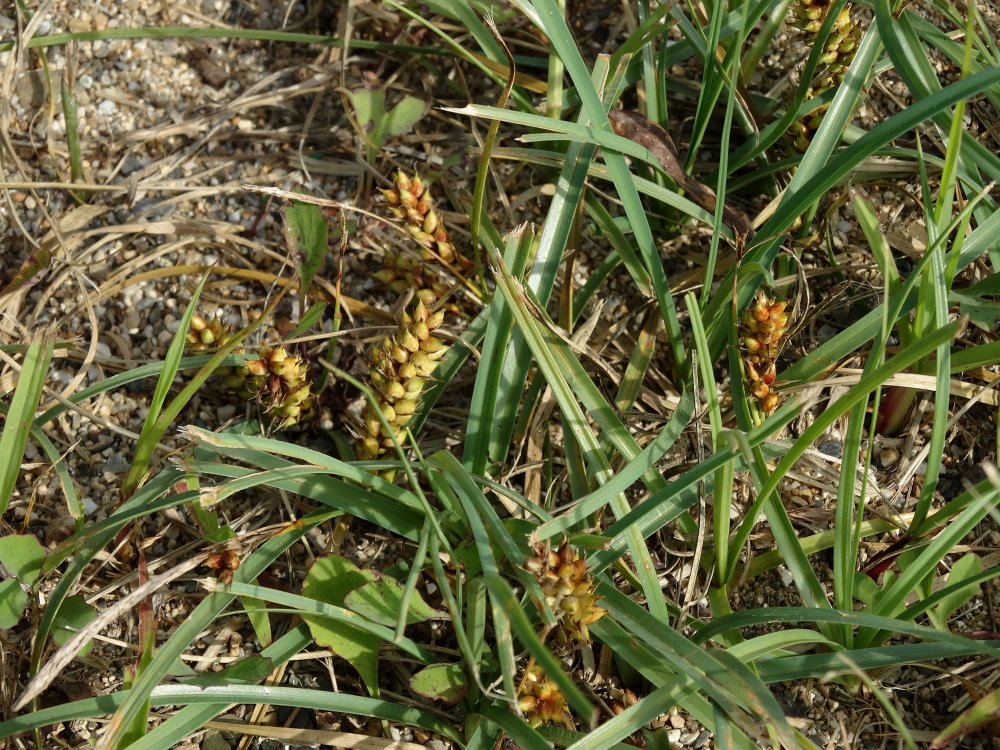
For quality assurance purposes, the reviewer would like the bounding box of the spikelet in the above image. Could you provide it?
[815,6,861,75]
[243,344,314,429]
[524,541,606,647]
[186,313,248,391]
[372,251,449,307]
[378,171,473,309]
[186,314,232,353]
[791,0,834,34]
[788,2,862,151]
[382,171,464,266]
[357,300,448,461]
[517,664,572,729]
[740,290,790,414]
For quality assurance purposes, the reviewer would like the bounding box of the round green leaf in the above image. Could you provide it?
[344,575,442,627]
[0,578,28,630]
[50,595,98,657]
[302,555,379,695]
[410,663,469,705]
[0,533,46,587]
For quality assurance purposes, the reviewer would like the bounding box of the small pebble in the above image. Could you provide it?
[879,446,899,467]
[778,565,793,587]
[818,440,842,459]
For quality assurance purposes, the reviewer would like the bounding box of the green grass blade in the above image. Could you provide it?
[464,227,534,473]
[686,293,734,580]
[860,480,1000,647]
[127,625,313,750]
[590,617,759,749]
[696,606,1000,658]
[0,333,54,516]
[518,0,687,371]
[1,681,462,743]
[491,240,670,620]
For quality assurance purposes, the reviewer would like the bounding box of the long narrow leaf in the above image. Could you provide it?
[0,333,54,515]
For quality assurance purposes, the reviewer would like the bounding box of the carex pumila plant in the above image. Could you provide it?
[356,299,448,463]
[355,169,475,466]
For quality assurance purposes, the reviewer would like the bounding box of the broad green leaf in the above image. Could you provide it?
[0,578,27,629]
[50,595,98,657]
[301,554,378,695]
[0,533,46,587]
[283,200,328,299]
[345,575,441,628]
[348,88,385,131]
[948,278,1000,329]
[409,662,469,705]
[853,574,882,608]
[929,553,982,631]
[384,95,426,138]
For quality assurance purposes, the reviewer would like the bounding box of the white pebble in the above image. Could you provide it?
[778,566,793,586]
